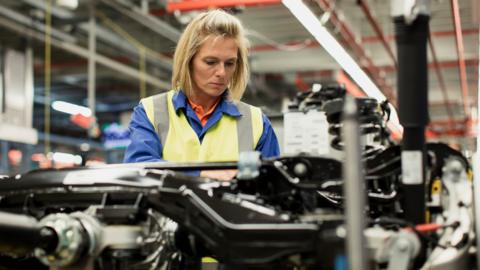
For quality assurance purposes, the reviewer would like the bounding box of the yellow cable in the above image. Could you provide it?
[44,0,52,157]
[96,11,172,98]
[139,48,146,99]
[96,11,172,63]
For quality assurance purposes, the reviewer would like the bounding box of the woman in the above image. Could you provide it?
[124,9,279,180]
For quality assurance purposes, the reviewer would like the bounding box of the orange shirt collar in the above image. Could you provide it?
[187,98,221,127]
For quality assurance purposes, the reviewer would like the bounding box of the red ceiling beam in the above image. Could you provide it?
[314,0,396,104]
[375,58,479,74]
[450,0,470,119]
[428,36,455,124]
[358,0,397,68]
[166,0,281,12]
[361,28,479,43]
[250,29,480,52]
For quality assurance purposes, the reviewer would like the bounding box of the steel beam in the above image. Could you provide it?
[166,0,281,12]
[101,0,181,43]
[314,0,397,104]
[358,0,397,67]
[428,36,455,123]
[0,9,170,90]
[450,0,471,118]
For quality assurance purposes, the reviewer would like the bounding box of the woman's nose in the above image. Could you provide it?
[215,63,226,77]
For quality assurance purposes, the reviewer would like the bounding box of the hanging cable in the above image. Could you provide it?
[96,11,170,98]
[96,11,172,63]
[139,47,146,99]
[44,0,52,157]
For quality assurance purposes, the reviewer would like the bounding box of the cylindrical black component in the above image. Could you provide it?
[395,15,430,127]
[0,211,58,256]
[394,15,430,225]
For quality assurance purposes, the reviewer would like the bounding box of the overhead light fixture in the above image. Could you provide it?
[56,0,78,10]
[52,101,92,117]
[282,0,402,133]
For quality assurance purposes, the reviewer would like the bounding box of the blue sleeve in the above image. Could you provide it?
[255,114,280,158]
[123,103,164,163]
[123,104,201,177]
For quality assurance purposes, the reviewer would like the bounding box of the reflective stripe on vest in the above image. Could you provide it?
[141,90,263,162]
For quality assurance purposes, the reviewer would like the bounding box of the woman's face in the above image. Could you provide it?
[191,36,238,101]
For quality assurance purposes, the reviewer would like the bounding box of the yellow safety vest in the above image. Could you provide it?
[141,90,263,162]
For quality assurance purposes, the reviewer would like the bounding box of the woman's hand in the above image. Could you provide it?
[200,169,237,181]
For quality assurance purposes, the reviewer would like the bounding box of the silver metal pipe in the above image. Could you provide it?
[342,96,367,270]
[474,21,480,270]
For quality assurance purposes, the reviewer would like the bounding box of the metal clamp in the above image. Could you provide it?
[391,0,430,24]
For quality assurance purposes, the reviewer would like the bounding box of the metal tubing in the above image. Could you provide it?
[0,211,57,256]
[428,36,455,123]
[342,96,367,270]
[315,0,396,104]
[450,0,471,118]
[358,0,397,67]
[475,25,480,270]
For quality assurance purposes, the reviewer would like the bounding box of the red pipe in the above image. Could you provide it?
[361,28,479,43]
[450,0,470,119]
[428,36,455,124]
[166,0,281,12]
[358,0,397,67]
[314,0,397,104]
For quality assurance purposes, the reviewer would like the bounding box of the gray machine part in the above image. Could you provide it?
[34,210,145,269]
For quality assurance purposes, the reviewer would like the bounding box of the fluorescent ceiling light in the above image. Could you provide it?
[52,101,92,117]
[56,0,78,9]
[282,0,402,133]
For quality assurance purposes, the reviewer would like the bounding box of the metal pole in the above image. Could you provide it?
[342,96,367,270]
[392,0,430,225]
[474,19,480,270]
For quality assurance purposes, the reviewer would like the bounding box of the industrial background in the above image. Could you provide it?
[0,0,478,173]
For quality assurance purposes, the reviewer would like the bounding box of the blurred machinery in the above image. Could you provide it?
[0,87,474,269]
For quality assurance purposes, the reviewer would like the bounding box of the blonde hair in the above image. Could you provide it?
[171,9,250,101]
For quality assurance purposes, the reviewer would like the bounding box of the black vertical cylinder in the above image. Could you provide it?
[394,15,430,224]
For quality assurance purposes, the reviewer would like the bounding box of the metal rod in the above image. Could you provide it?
[450,0,471,119]
[428,36,455,124]
[342,95,367,270]
[0,211,57,256]
[314,0,396,104]
[474,20,480,269]
[358,0,397,67]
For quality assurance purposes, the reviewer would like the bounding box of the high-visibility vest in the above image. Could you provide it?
[141,90,263,162]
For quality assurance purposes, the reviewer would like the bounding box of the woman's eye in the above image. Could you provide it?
[205,60,216,65]
[225,62,235,67]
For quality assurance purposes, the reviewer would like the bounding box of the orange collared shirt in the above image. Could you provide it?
[187,98,221,127]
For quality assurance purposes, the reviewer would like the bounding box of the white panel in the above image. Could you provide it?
[0,48,37,144]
